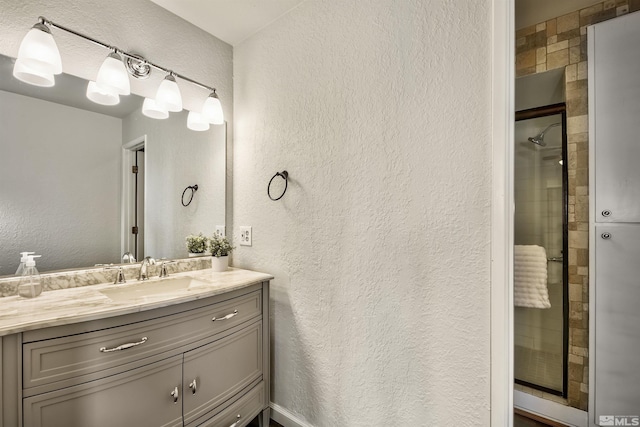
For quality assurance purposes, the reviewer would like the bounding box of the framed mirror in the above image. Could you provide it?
[0,53,226,275]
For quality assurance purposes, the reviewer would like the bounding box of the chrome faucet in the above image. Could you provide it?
[121,252,136,263]
[104,266,126,284]
[158,259,177,278]
[138,256,156,281]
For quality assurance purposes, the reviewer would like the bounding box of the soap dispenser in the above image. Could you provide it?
[18,255,42,298]
[15,251,35,276]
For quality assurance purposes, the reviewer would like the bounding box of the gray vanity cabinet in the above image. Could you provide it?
[0,281,270,427]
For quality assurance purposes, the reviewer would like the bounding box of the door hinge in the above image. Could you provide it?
[132,165,138,174]
[132,226,139,235]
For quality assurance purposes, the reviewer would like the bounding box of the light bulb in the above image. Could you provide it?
[86,81,120,105]
[201,91,224,125]
[12,58,55,87]
[95,52,130,96]
[155,74,182,112]
[16,23,62,76]
[142,98,169,120]
[187,111,210,131]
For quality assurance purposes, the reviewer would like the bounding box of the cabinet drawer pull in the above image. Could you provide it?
[229,414,241,427]
[170,386,179,403]
[601,232,612,239]
[212,310,238,322]
[189,379,197,394]
[99,336,148,353]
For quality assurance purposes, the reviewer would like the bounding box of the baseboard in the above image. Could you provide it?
[270,402,314,427]
[514,390,588,427]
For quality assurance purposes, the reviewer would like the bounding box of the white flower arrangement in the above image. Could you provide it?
[185,233,208,254]
[209,234,234,257]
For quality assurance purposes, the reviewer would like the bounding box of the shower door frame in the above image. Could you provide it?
[514,102,569,398]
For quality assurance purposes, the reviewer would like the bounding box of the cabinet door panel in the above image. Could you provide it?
[23,355,183,427]
[594,224,640,419]
[183,321,262,425]
[592,13,640,222]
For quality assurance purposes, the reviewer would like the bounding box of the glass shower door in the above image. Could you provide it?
[514,110,567,396]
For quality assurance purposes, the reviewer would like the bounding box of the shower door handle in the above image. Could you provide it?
[547,257,563,262]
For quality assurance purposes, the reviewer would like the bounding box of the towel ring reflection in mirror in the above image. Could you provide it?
[181,184,198,207]
[268,171,288,201]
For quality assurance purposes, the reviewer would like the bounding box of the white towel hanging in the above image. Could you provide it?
[514,245,551,309]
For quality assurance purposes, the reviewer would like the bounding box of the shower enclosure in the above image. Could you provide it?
[514,104,568,396]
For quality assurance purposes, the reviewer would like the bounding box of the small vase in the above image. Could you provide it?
[211,256,229,272]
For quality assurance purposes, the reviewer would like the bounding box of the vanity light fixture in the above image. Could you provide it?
[86,80,120,106]
[94,51,130,96]
[13,16,224,129]
[13,21,62,85]
[187,111,210,131]
[201,90,224,125]
[12,58,55,87]
[155,74,182,112]
[142,97,169,120]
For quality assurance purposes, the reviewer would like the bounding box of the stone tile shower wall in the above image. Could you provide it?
[515,0,640,410]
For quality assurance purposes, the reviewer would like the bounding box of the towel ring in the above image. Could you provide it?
[181,184,198,207]
[268,171,288,201]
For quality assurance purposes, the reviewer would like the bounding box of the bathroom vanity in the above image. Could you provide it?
[0,268,272,427]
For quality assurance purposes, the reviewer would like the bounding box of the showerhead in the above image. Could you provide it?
[528,123,560,147]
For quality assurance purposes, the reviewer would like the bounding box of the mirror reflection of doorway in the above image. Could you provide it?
[514,105,568,397]
[122,136,146,262]
[134,148,145,261]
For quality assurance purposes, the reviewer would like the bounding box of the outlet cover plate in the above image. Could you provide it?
[240,226,252,246]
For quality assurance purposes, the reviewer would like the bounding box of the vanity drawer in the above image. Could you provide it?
[189,382,265,427]
[23,290,261,393]
[183,321,263,425]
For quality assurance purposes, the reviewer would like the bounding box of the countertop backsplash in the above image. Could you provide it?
[0,256,214,297]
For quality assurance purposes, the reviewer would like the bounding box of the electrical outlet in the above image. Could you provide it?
[239,226,252,246]
[215,226,226,237]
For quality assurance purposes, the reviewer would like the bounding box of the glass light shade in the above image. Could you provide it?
[86,81,119,106]
[187,111,210,131]
[142,97,169,120]
[12,58,55,87]
[16,24,62,76]
[95,52,130,95]
[201,92,224,125]
[155,75,182,112]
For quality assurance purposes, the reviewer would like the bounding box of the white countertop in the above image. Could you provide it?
[0,268,273,337]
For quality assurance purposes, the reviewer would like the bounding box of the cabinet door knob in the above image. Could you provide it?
[229,414,242,427]
[189,379,197,394]
[601,232,612,239]
[170,386,179,403]
[602,209,612,217]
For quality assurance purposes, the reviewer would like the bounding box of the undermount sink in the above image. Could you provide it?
[100,276,209,301]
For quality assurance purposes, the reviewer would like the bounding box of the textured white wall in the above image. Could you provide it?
[122,109,226,259]
[234,0,492,425]
[0,90,122,274]
[0,0,234,249]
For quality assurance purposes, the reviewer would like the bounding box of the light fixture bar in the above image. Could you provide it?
[37,16,217,93]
